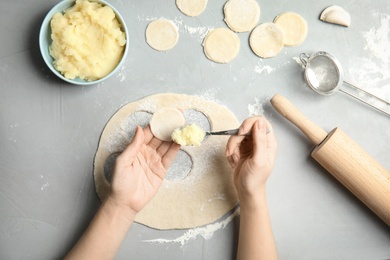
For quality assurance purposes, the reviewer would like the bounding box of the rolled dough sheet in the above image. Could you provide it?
[176,0,208,17]
[249,23,284,58]
[203,28,240,63]
[223,0,261,32]
[94,93,239,230]
[145,19,179,51]
[274,12,308,46]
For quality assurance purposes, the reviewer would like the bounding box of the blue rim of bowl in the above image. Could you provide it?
[39,0,129,85]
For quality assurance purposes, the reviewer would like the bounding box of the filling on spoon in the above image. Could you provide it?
[171,124,206,146]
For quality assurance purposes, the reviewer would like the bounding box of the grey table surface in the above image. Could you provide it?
[1,0,390,259]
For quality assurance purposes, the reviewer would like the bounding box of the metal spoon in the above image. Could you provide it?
[206,127,270,136]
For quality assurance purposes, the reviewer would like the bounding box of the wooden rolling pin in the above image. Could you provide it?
[271,94,390,226]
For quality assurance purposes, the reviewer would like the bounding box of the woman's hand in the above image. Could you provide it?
[226,116,277,200]
[110,125,181,214]
[226,116,279,260]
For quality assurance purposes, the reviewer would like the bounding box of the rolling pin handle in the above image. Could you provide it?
[271,94,328,145]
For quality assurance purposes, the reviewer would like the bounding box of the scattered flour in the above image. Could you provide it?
[348,12,390,101]
[292,56,305,68]
[40,175,50,191]
[40,182,50,191]
[254,65,275,75]
[117,65,127,82]
[248,97,265,116]
[143,207,239,245]
[195,88,222,104]
[183,24,213,39]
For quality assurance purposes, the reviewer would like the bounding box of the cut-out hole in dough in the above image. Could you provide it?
[104,152,121,183]
[124,111,152,140]
[150,107,186,141]
[146,19,179,51]
[165,150,193,181]
[223,0,261,33]
[183,109,211,141]
[183,109,211,131]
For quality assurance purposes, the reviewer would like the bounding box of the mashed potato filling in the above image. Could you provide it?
[171,124,206,146]
[50,0,126,81]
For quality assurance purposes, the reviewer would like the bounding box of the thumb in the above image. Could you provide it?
[120,126,145,162]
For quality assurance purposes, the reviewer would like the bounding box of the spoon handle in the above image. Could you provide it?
[207,127,270,136]
[207,128,242,136]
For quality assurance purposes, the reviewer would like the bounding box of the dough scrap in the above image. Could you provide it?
[93,93,239,229]
[320,5,351,27]
[249,23,284,58]
[150,107,185,141]
[172,123,206,146]
[274,12,308,46]
[176,0,208,17]
[223,0,261,32]
[146,19,179,51]
[203,28,240,63]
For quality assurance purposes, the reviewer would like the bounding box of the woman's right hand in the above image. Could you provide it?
[225,116,277,200]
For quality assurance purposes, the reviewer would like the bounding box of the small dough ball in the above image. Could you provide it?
[274,12,308,46]
[249,23,284,58]
[172,124,206,146]
[176,0,208,17]
[146,19,179,51]
[224,0,260,32]
[150,108,185,141]
[203,28,240,63]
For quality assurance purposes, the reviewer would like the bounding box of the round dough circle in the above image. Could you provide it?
[94,93,239,229]
[176,0,208,17]
[274,12,308,46]
[149,107,185,141]
[223,0,260,32]
[146,19,179,51]
[203,28,240,63]
[249,23,284,58]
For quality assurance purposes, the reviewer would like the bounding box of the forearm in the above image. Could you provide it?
[65,197,136,260]
[237,190,278,260]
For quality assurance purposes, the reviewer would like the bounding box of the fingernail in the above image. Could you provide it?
[257,119,262,130]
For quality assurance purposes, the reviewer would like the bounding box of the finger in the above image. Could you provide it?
[226,152,239,168]
[148,136,164,151]
[252,117,268,163]
[238,116,261,135]
[226,117,259,156]
[143,125,154,144]
[264,118,278,164]
[161,143,181,170]
[119,126,144,162]
[225,135,245,157]
[156,141,173,157]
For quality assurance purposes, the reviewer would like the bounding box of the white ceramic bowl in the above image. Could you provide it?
[39,0,129,85]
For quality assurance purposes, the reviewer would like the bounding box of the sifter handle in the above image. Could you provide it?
[271,94,328,145]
